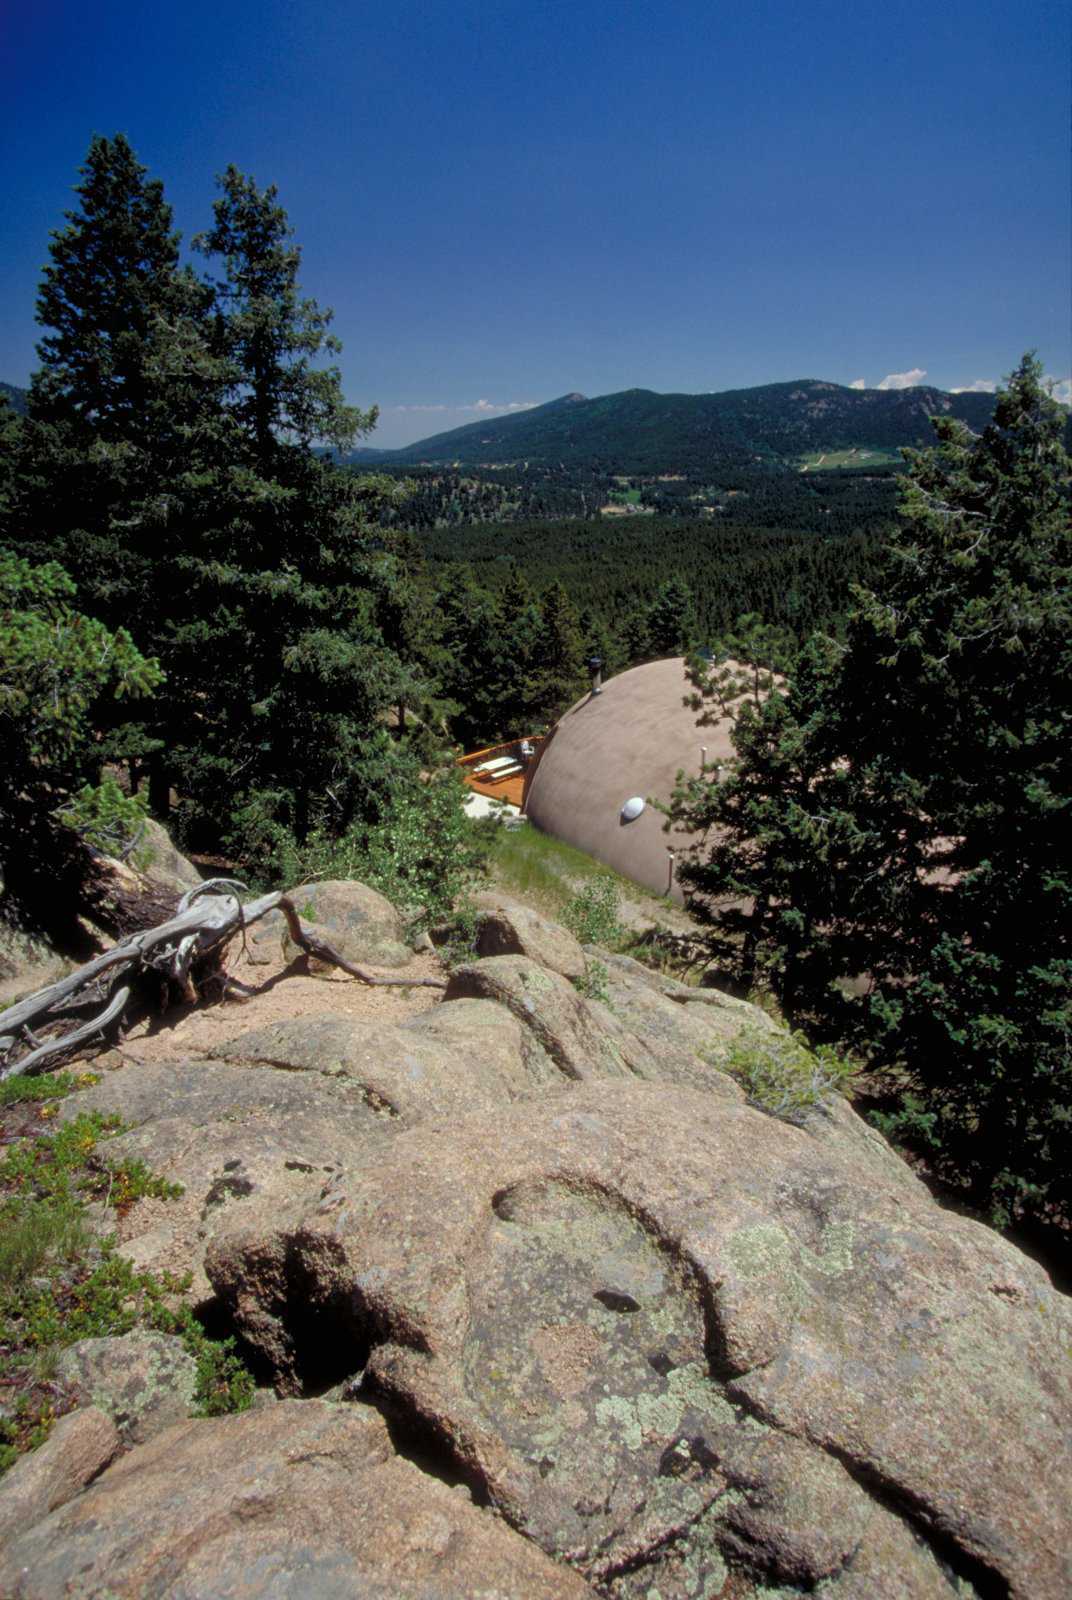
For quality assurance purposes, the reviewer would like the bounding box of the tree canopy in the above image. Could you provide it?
[4,138,435,869]
[0,550,162,937]
[671,355,1072,1226]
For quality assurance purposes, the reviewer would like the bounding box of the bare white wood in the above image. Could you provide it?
[0,885,445,1079]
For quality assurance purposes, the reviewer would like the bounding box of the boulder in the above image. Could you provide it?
[207,1082,1072,1600]
[59,1056,395,1300]
[1,821,200,1007]
[472,890,588,980]
[138,818,202,895]
[0,926,73,1009]
[0,1408,118,1545]
[595,949,780,1042]
[218,997,551,1122]
[445,954,746,1099]
[280,878,413,968]
[55,1331,198,1445]
[0,1401,595,1599]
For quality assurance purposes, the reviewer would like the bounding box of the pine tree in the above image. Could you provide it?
[20,134,217,609]
[10,139,432,865]
[531,581,586,726]
[11,135,221,808]
[434,569,497,750]
[672,355,1072,1224]
[492,566,544,736]
[646,576,696,657]
[196,166,371,470]
[31,135,205,447]
[170,166,414,849]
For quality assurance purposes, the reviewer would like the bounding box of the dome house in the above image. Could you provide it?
[523,657,742,901]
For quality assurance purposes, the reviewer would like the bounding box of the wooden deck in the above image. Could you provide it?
[458,736,543,811]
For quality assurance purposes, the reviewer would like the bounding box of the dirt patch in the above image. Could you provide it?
[105,937,444,1072]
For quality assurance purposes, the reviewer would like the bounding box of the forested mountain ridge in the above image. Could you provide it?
[0,382,29,416]
[365,380,1003,471]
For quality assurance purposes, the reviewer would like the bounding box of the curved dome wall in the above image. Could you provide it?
[523,657,739,901]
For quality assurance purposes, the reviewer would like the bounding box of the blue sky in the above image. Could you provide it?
[2,0,1068,448]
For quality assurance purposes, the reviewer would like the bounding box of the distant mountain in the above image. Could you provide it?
[0,381,29,416]
[368,381,999,473]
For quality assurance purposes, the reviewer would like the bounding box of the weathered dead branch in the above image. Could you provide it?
[0,880,445,1079]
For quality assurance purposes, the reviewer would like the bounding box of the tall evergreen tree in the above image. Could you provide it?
[10,135,221,806]
[31,134,206,447]
[434,567,506,750]
[492,566,545,736]
[169,166,413,847]
[9,138,434,866]
[646,576,696,657]
[671,356,1072,1225]
[19,134,216,603]
[196,166,370,470]
[531,581,586,726]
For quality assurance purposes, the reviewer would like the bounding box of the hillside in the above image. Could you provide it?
[371,380,999,471]
[0,381,29,416]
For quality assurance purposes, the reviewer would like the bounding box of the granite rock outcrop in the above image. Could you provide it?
[2,883,1067,1600]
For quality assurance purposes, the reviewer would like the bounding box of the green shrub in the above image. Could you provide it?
[233,768,492,928]
[335,773,492,924]
[435,902,482,969]
[0,1090,252,1477]
[0,1113,183,1209]
[145,1293,255,1417]
[55,778,151,866]
[0,1200,89,1291]
[573,957,611,1004]
[867,1093,939,1149]
[724,1029,856,1123]
[562,875,624,947]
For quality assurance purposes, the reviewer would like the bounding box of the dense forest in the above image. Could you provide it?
[421,518,881,649]
[2,135,1069,1233]
[364,452,901,533]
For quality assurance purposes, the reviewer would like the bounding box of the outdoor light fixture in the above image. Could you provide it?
[620,796,645,822]
[588,655,603,695]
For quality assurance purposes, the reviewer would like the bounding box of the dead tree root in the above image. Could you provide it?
[0,880,446,1079]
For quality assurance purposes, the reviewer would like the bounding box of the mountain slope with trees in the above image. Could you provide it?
[0,383,29,417]
[370,381,1002,471]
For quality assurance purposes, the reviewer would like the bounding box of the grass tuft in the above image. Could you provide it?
[721,1029,857,1123]
[487,822,642,927]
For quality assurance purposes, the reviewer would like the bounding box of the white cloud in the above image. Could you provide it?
[848,378,866,390]
[948,375,1070,403]
[473,398,537,414]
[876,367,927,391]
[391,398,538,416]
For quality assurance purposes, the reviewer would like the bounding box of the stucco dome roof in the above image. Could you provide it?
[523,657,739,901]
